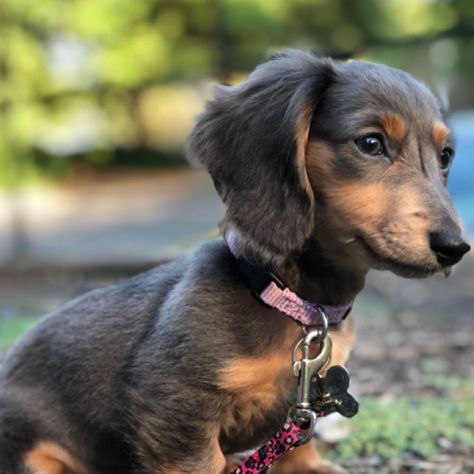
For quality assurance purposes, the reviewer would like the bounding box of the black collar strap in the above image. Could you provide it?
[227,232,352,326]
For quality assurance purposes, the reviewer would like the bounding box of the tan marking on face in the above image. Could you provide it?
[306,139,393,221]
[432,121,450,147]
[307,140,392,264]
[341,179,431,256]
[377,180,432,253]
[330,180,389,223]
[308,140,389,223]
[24,441,85,474]
[380,112,406,141]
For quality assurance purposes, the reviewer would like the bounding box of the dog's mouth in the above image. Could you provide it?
[356,235,440,278]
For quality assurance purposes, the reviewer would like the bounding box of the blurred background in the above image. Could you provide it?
[0,0,473,471]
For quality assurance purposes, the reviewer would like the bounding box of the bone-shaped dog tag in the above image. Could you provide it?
[311,365,359,418]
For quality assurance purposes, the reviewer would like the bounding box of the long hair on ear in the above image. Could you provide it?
[187,49,335,266]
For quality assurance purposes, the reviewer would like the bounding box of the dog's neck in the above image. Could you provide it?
[226,229,367,307]
[276,240,368,307]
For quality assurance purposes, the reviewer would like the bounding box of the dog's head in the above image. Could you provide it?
[188,49,470,277]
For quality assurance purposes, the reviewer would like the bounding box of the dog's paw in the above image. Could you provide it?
[306,460,348,474]
[224,454,241,472]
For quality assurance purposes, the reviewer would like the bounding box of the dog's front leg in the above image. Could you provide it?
[270,440,346,474]
[147,432,226,474]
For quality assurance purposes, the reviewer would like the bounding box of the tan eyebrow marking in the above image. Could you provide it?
[380,112,407,141]
[432,121,450,147]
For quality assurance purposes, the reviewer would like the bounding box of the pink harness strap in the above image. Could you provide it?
[230,419,303,474]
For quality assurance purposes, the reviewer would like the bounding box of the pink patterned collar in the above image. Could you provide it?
[226,230,352,326]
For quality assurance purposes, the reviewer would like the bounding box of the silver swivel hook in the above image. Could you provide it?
[289,309,333,444]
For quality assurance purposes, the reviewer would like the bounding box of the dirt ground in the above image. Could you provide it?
[342,255,474,473]
[350,257,474,398]
[0,252,473,473]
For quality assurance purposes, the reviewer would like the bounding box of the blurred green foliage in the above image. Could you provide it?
[1,0,474,186]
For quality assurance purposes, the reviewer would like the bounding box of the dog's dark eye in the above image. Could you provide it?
[440,146,454,173]
[355,134,385,157]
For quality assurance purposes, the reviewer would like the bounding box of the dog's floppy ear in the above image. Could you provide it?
[188,50,334,265]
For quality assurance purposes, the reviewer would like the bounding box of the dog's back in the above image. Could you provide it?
[0,259,185,473]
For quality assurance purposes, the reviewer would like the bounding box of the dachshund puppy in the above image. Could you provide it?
[0,50,470,474]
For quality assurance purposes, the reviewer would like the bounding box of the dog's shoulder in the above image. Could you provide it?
[0,239,233,374]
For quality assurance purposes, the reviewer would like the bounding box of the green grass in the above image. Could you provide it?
[0,317,41,349]
[330,378,474,461]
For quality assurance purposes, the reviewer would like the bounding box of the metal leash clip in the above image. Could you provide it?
[289,311,332,445]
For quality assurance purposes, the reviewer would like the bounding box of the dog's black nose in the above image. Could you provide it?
[430,231,471,266]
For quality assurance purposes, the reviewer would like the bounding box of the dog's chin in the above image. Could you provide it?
[357,237,440,278]
[375,259,439,279]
